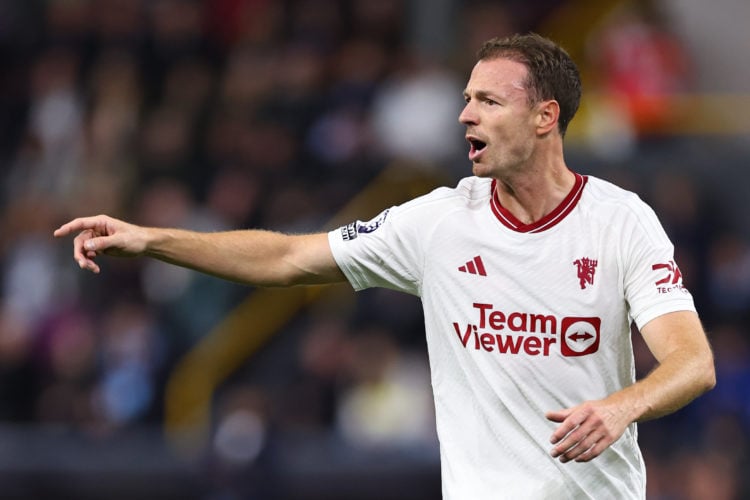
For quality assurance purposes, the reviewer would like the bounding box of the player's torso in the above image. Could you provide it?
[418,183,644,499]
[421,195,631,387]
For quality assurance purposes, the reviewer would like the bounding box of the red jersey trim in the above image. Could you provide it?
[490,173,588,233]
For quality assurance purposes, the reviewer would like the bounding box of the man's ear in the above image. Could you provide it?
[536,100,560,135]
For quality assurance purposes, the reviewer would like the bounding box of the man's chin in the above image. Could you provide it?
[472,163,492,178]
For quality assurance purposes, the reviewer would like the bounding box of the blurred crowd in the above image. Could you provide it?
[0,0,748,499]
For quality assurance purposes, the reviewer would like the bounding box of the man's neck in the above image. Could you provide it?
[493,161,576,225]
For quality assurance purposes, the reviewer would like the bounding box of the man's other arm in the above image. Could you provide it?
[546,310,715,463]
[54,215,346,286]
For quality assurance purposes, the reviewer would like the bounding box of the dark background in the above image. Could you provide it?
[1,0,748,498]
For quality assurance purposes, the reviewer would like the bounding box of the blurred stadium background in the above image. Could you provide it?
[1,0,749,498]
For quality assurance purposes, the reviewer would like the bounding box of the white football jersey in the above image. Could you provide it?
[328,173,695,500]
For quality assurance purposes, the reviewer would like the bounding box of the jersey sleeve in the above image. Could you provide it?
[621,199,696,329]
[327,201,428,296]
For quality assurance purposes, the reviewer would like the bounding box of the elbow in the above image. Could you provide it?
[704,365,717,393]
[699,353,717,394]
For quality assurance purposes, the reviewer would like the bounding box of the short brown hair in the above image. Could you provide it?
[477,33,581,137]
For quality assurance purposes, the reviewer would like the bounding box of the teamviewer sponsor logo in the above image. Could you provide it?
[451,303,601,358]
[560,317,600,357]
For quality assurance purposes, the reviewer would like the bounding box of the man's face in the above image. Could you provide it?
[459,57,540,178]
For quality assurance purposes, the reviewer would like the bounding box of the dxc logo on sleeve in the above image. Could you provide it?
[651,260,688,294]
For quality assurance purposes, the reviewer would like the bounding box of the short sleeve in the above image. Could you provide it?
[622,202,696,329]
[328,204,425,296]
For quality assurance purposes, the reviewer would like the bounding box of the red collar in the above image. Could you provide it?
[489,173,587,233]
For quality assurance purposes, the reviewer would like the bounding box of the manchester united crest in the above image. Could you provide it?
[573,257,598,290]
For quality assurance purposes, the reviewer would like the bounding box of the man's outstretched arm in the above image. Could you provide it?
[546,310,715,463]
[54,214,347,287]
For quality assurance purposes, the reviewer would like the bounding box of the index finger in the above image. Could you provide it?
[550,410,587,444]
[53,216,105,238]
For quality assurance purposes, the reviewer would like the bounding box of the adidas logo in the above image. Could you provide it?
[458,256,487,276]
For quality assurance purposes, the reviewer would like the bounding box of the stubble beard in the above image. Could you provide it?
[471,153,524,180]
[471,161,491,178]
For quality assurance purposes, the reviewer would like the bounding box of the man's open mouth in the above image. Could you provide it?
[467,137,487,161]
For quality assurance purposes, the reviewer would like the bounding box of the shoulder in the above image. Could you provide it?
[582,175,654,219]
[397,176,492,214]
[339,177,490,242]
[582,175,642,206]
[581,175,669,244]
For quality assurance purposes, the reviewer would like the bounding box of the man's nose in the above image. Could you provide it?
[459,102,477,125]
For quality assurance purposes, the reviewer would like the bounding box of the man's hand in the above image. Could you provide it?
[546,400,632,463]
[54,215,150,274]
